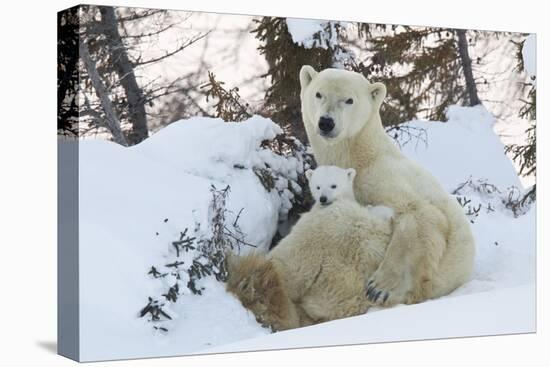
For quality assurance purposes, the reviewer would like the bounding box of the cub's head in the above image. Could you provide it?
[299,65,386,143]
[305,165,356,207]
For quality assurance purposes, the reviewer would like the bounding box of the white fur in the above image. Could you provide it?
[367,205,395,222]
[300,66,476,305]
[306,165,356,207]
[307,165,394,222]
[226,198,395,330]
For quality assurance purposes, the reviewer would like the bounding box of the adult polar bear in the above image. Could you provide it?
[299,65,475,306]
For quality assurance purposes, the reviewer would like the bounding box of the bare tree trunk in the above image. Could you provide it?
[456,29,481,106]
[100,6,149,144]
[79,40,128,146]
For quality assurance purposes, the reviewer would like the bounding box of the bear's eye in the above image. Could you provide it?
[317,186,320,190]
[315,92,322,99]
[345,98,354,105]
[331,184,337,189]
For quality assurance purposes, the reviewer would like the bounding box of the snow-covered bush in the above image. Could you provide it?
[77,113,316,340]
[139,184,253,332]
[452,176,533,222]
[256,134,315,231]
[200,72,316,239]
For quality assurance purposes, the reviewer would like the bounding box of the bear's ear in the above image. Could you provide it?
[305,169,313,181]
[300,65,318,90]
[370,82,387,110]
[346,168,356,182]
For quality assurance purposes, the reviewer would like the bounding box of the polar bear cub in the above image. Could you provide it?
[226,185,394,331]
[306,165,394,221]
[305,165,356,207]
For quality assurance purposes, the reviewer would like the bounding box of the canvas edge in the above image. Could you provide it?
[57,4,82,362]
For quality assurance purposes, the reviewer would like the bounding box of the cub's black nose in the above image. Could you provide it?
[318,116,335,133]
[320,196,327,203]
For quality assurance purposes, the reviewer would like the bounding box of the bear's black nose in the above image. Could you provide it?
[318,116,335,133]
[320,195,327,203]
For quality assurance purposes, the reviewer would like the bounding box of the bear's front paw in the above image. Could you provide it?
[365,269,409,306]
[365,280,389,304]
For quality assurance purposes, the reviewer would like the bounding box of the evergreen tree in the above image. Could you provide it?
[200,71,251,122]
[253,20,493,139]
[506,36,536,202]
[252,17,338,142]
[349,26,485,125]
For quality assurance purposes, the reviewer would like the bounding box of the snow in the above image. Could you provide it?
[78,115,288,361]
[285,18,326,47]
[74,107,535,361]
[397,105,522,191]
[285,18,347,51]
[204,285,535,354]
[522,34,536,79]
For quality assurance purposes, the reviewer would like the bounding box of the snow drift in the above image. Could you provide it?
[74,107,535,361]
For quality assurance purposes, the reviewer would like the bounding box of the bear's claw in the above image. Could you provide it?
[366,284,389,304]
[365,265,411,306]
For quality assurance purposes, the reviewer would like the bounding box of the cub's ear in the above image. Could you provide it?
[300,65,318,90]
[370,82,387,110]
[346,168,356,182]
[305,169,313,181]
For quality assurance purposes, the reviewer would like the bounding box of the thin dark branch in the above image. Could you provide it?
[122,22,178,39]
[117,9,164,22]
[135,32,210,67]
